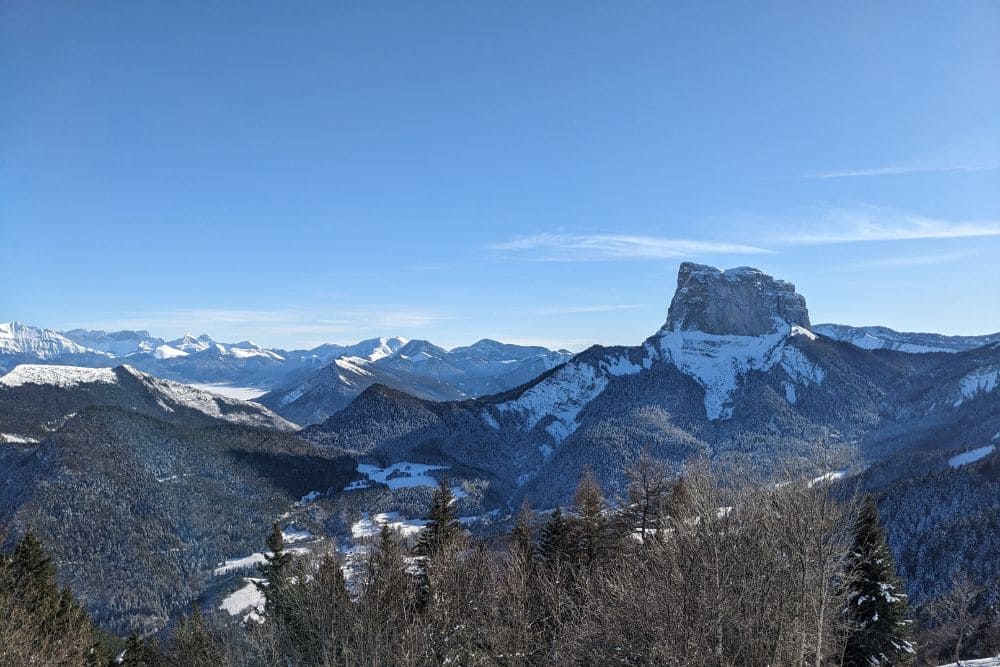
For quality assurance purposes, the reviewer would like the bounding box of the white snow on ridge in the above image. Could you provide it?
[781,346,825,385]
[496,361,609,441]
[657,326,788,420]
[0,364,117,389]
[949,445,995,469]
[954,366,1000,406]
[1,433,40,444]
[184,383,268,400]
[790,325,817,341]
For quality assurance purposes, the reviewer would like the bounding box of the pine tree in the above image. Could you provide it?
[120,632,161,667]
[10,531,59,606]
[413,478,462,558]
[255,522,294,620]
[538,507,578,570]
[843,497,914,666]
[165,605,224,666]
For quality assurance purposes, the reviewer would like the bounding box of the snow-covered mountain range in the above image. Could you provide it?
[260,338,573,425]
[0,323,571,414]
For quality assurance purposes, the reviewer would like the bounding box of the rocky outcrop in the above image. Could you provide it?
[664,263,810,336]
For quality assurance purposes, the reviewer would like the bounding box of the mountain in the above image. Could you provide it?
[61,328,165,356]
[813,323,1000,353]
[259,338,573,426]
[0,322,113,370]
[0,363,354,633]
[301,262,1000,603]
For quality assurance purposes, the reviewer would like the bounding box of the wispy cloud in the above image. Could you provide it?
[486,233,772,261]
[838,250,975,271]
[529,304,643,316]
[804,162,999,179]
[778,207,1000,244]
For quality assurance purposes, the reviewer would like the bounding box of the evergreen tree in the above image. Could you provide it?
[843,497,914,666]
[255,522,294,620]
[538,507,578,570]
[10,532,59,605]
[413,478,462,558]
[165,605,224,666]
[120,632,162,667]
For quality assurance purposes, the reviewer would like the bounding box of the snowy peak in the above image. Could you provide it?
[664,263,810,336]
[0,322,104,360]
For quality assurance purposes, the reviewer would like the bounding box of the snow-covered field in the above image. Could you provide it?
[184,383,268,400]
[949,445,996,469]
[344,462,449,491]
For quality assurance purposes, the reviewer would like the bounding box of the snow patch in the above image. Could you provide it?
[602,354,643,376]
[220,578,264,619]
[949,445,995,469]
[344,462,448,491]
[790,325,817,340]
[954,366,1000,406]
[1,433,40,444]
[482,411,500,430]
[0,364,117,389]
[657,324,789,420]
[350,512,427,540]
[184,383,267,400]
[807,470,847,488]
[496,361,608,441]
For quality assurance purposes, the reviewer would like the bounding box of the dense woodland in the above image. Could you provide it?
[2,457,997,666]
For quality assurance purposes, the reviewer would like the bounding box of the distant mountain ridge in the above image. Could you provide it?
[1,324,570,403]
[813,323,1000,353]
[258,338,573,425]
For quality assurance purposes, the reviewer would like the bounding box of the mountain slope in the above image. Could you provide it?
[0,364,353,633]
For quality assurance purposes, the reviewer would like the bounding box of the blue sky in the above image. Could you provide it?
[2,2,998,350]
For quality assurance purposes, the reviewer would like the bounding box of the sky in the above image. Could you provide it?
[2,2,999,351]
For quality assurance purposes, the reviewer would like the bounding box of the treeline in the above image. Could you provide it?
[3,456,998,665]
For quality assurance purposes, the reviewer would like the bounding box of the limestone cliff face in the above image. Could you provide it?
[664,263,811,336]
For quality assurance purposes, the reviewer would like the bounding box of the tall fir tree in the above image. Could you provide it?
[843,497,914,666]
[538,507,578,570]
[255,522,294,621]
[413,478,462,558]
[165,605,224,666]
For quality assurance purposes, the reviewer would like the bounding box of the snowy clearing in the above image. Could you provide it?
[949,445,996,469]
[219,578,264,620]
[344,462,449,491]
[183,383,268,400]
[1,433,40,444]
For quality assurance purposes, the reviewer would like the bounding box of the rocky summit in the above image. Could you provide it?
[664,262,811,336]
